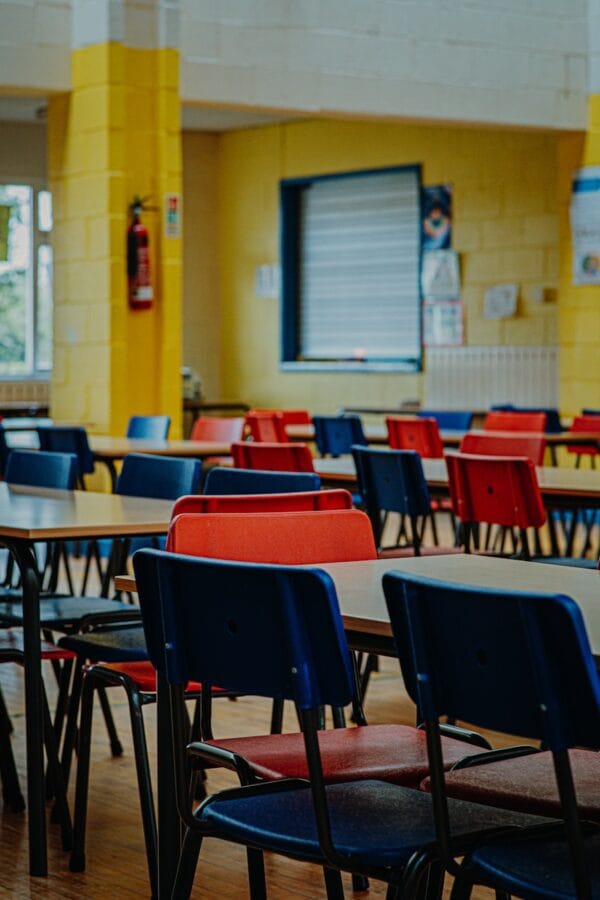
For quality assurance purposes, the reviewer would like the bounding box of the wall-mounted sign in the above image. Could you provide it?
[255,264,280,298]
[164,193,181,239]
[484,283,518,319]
[421,249,460,301]
[423,301,464,347]
[570,166,600,284]
[421,184,452,250]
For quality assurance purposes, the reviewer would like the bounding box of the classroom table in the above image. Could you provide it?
[0,484,174,876]
[89,437,232,489]
[115,552,600,899]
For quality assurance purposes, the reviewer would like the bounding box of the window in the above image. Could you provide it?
[280,165,422,372]
[0,183,53,377]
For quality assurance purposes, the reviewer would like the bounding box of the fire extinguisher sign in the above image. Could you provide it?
[164,193,181,239]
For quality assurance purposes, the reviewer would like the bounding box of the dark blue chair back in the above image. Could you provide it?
[133,549,354,708]
[4,449,78,490]
[116,453,201,500]
[352,446,431,547]
[490,405,563,433]
[37,426,95,475]
[582,408,600,416]
[418,410,473,431]
[313,415,367,457]
[0,427,10,477]
[127,415,171,439]
[383,572,600,750]
[204,466,320,495]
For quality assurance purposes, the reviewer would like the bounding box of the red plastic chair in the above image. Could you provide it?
[247,408,312,426]
[484,411,547,432]
[231,441,315,472]
[566,414,600,468]
[460,431,546,466]
[190,416,245,443]
[244,411,287,442]
[385,417,444,458]
[171,488,352,517]
[446,451,546,558]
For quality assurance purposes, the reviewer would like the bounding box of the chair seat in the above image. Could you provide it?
[59,626,148,662]
[0,595,141,630]
[377,547,463,559]
[466,831,600,900]
[207,724,486,786]
[423,749,600,822]
[201,779,548,868]
[92,660,226,696]
[0,630,76,661]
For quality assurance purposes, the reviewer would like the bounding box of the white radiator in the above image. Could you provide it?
[424,346,558,409]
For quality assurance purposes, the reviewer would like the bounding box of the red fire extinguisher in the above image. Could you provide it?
[127,196,154,310]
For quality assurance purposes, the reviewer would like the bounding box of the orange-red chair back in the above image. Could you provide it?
[247,408,312,426]
[231,441,315,472]
[484,411,547,433]
[171,489,353,518]
[460,431,546,466]
[567,415,600,460]
[244,412,288,442]
[167,508,377,562]
[190,416,245,442]
[446,451,546,531]
[385,417,444,458]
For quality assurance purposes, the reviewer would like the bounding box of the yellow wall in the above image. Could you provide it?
[182,130,220,397]
[215,119,560,411]
[557,108,600,415]
[48,42,183,435]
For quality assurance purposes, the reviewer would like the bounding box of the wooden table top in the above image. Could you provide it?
[0,484,173,540]
[115,554,600,656]
[90,436,232,460]
[314,456,600,503]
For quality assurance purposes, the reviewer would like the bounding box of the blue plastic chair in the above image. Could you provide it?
[132,549,544,899]
[383,572,600,899]
[204,466,320,494]
[312,414,368,457]
[418,409,473,431]
[0,427,11,477]
[116,452,200,500]
[351,445,440,553]
[126,415,171,439]
[4,449,78,490]
[37,426,95,487]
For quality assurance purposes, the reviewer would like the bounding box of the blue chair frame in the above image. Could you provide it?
[37,426,95,487]
[203,466,320,495]
[383,572,600,899]
[4,449,78,490]
[126,415,171,439]
[313,415,368,457]
[418,410,473,431]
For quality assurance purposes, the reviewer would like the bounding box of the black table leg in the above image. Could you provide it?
[10,538,47,876]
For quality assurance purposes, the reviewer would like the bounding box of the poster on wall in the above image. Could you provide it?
[421,249,460,301]
[423,301,464,347]
[421,184,452,249]
[570,166,600,284]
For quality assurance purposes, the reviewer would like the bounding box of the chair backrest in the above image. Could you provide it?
[172,488,353,517]
[244,411,288,442]
[37,426,95,475]
[166,508,377,562]
[4,449,78,490]
[567,414,600,457]
[116,453,201,500]
[247,408,312,426]
[190,416,245,442]
[491,405,562,433]
[312,415,367,457]
[418,409,473,431]
[460,431,546,466]
[352,446,432,549]
[134,549,354,708]
[484,410,547,432]
[383,571,600,752]
[446,451,546,533]
[385,417,444,458]
[0,426,10,477]
[126,415,171,439]
[204,466,321,494]
[231,441,315,473]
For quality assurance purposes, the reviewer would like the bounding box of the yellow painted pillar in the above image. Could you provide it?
[47,0,183,436]
[557,101,600,416]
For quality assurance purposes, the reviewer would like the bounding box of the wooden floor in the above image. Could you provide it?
[0,651,525,899]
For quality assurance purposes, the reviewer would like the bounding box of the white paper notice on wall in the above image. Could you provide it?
[484,283,518,320]
[255,264,280,298]
[570,166,600,284]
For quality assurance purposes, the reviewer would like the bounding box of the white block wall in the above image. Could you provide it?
[0,0,71,93]
[181,0,589,129]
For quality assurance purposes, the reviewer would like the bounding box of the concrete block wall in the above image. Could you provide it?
[0,0,71,92]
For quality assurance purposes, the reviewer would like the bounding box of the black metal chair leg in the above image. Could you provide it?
[69,675,94,873]
[270,697,284,733]
[126,685,158,898]
[97,685,124,756]
[351,873,369,891]
[60,659,84,791]
[0,686,25,812]
[323,866,345,899]
[171,829,202,900]
[42,687,72,850]
[247,847,267,900]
